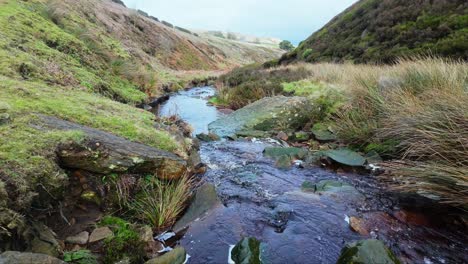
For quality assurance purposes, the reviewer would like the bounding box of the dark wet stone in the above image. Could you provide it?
[36,115,187,180]
[231,237,262,264]
[0,251,65,264]
[173,183,221,232]
[209,96,309,137]
[145,247,186,264]
[337,239,401,264]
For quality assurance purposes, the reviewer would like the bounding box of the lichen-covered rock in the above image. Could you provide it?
[89,227,113,243]
[29,222,62,257]
[36,115,187,180]
[145,247,186,264]
[0,251,65,264]
[337,239,401,264]
[209,96,309,137]
[173,183,221,232]
[320,149,366,167]
[196,133,220,142]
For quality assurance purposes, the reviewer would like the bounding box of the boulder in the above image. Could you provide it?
[145,247,186,264]
[29,222,61,257]
[230,237,262,264]
[173,183,221,232]
[0,251,65,264]
[65,231,89,245]
[275,155,292,169]
[88,227,113,243]
[209,96,309,137]
[337,239,401,264]
[196,133,220,142]
[35,115,187,180]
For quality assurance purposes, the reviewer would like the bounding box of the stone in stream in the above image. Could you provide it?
[35,115,187,180]
[263,147,308,160]
[301,180,362,199]
[65,231,89,245]
[320,148,366,167]
[0,251,65,264]
[230,237,263,264]
[209,96,309,138]
[145,247,186,264]
[173,183,221,232]
[336,239,401,264]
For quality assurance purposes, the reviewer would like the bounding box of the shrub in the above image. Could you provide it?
[279,40,294,51]
[161,20,173,28]
[302,49,313,59]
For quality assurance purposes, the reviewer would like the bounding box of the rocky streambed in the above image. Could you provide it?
[159,86,467,264]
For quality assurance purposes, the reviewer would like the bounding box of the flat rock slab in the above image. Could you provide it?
[65,231,89,245]
[35,115,187,179]
[209,96,308,137]
[89,227,113,243]
[0,251,65,264]
[173,183,221,232]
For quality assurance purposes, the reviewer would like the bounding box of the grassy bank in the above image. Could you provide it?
[218,58,468,208]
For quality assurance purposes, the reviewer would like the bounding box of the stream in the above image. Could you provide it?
[160,87,467,264]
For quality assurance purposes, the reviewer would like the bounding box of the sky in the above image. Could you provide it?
[121,0,358,45]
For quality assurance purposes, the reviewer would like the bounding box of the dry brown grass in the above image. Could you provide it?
[221,58,468,207]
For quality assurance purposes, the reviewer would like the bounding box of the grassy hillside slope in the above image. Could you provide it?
[278,0,467,64]
[0,0,282,251]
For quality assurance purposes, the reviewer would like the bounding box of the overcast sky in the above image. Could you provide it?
[122,0,358,45]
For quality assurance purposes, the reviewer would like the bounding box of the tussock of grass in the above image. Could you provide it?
[221,58,468,207]
[130,176,193,230]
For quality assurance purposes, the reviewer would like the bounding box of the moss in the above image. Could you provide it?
[63,250,98,264]
[100,216,146,264]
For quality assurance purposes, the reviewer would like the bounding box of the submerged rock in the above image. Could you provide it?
[36,115,187,180]
[0,251,65,264]
[173,183,221,232]
[230,237,262,264]
[337,239,401,264]
[209,96,309,137]
[145,247,186,264]
[301,180,359,195]
[264,147,308,160]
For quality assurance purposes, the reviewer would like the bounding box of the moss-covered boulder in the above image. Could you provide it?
[337,239,401,264]
[209,96,309,137]
[145,247,186,264]
[230,237,263,264]
[38,115,187,180]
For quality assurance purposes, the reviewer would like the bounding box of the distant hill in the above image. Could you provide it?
[278,0,468,64]
[0,0,283,99]
[195,30,282,48]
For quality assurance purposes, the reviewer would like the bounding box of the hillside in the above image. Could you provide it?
[278,0,468,64]
[0,0,283,101]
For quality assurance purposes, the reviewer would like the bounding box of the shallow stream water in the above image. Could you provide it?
[160,87,467,264]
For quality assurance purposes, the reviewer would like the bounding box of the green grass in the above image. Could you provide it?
[130,176,193,230]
